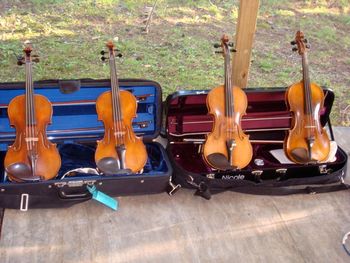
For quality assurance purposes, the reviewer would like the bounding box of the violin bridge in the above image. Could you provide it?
[25,137,39,142]
[114,131,126,137]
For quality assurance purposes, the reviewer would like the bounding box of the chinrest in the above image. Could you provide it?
[206,153,237,171]
[97,157,132,175]
[6,162,41,182]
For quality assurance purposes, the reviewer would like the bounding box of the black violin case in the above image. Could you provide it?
[164,88,348,199]
[0,79,173,209]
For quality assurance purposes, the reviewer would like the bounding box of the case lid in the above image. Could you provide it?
[0,79,162,150]
[165,87,334,141]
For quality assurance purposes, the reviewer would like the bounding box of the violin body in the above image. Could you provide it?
[4,94,61,181]
[203,85,253,169]
[95,90,147,173]
[285,81,330,163]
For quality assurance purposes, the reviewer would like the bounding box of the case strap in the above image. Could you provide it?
[186,175,349,199]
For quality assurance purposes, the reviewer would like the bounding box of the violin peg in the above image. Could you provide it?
[303,38,308,43]
[114,49,120,52]
[32,54,40,63]
[292,47,298,52]
[116,53,123,58]
[101,56,108,61]
[100,50,106,55]
[230,48,237,53]
[214,51,224,54]
[290,40,297,45]
[16,55,25,65]
[228,42,234,47]
[213,43,221,48]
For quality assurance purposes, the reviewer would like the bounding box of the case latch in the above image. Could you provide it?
[276,168,288,181]
[319,165,331,175]
[54,180,96,188]
[252,170,263,183]
[167,180,181,196]
[20,193,29,211]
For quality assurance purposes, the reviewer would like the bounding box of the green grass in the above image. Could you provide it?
[0,0,349,125]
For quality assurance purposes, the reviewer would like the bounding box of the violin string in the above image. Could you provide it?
[224,47,228,140]
[113,57,124,145]
[25,57,30,152]
[302,52,314,140]
[29,57,35,153]
[28,57,33,153]
[225,48,232,142]
[28,56,34,153]
[113,56,123,144]
[228,50,234,141]
[109,54,119,143]
[110,52,124,145]
[28,58,33,152]
[29,56,36,155]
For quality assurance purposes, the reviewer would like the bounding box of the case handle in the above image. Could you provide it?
[58,190,91,200]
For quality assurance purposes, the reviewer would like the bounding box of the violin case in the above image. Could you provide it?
[0,79,173,209]
[164,87,349,199]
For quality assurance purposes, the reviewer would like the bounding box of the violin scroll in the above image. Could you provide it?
[100,41,122,61]
[16,44,40,65]
[290,31,311,55]
[214,36,236,55]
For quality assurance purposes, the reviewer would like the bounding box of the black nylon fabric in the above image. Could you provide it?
[168,145,349,199]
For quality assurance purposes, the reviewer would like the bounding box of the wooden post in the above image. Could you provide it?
[231,0,260,89]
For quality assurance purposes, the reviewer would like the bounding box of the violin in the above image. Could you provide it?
[95,41,147,174]
[4,44,61,182]
[203,35,253,170]
[284,31,330,163]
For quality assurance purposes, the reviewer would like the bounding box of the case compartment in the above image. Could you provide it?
[0,79,172,209]
[165,88,348,198]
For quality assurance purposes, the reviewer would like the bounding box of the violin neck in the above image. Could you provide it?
[301,53,313,116]
[224,52,234,117]
[25,60,36,126]
[108,55,122,123]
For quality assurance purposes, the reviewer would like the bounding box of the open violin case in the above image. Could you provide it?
[0,79,173,209]
[164,87,349,199]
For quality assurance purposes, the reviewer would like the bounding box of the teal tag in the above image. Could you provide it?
[87,185,118,211]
